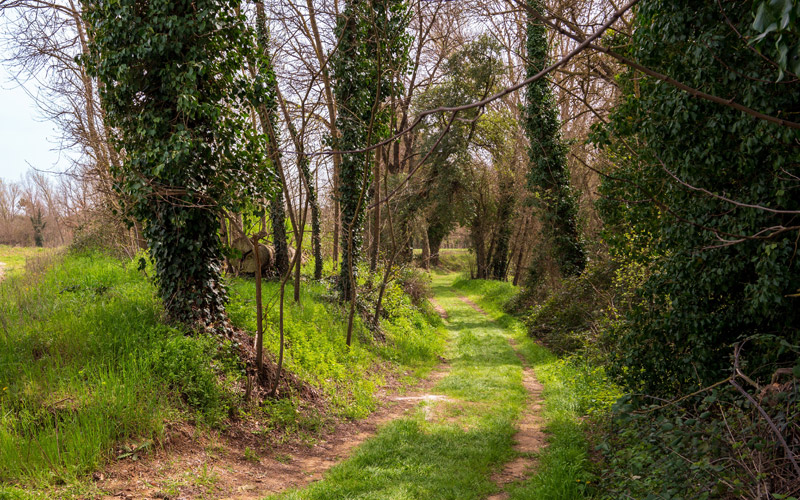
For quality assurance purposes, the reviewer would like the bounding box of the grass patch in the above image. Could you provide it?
[452,277,622,499]
[0,245,54,279]
[227,274,444,420]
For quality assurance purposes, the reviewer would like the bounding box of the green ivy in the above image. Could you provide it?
[593,0,800,395]
[81,0,277,328]
[524,0,585,279]
[332,0,410,300]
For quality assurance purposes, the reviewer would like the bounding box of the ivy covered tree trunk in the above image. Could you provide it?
[427,219,448,267]
[524,0,585,279]
[332,0,409,301]
[489,178,515,280]
[471,219,489,279]
[30,207,45,247]
[270,197,290,276]
[82,0,275,329]
[253,1,290,279]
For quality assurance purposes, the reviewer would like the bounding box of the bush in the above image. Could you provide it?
[520,260,615,355]
[395,266,432,306]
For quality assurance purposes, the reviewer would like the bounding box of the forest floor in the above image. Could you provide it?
[91,273,551,500]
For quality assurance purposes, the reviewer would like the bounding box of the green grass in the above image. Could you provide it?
[0,245,54,279]
[0,251,445,496]
[268,273,531,500]
[227,275,444,419]
[452,277,622,499]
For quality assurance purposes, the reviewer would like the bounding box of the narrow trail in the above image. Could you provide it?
[97,360,453,500]
[454,294,547,500]
[97,274,548,500]
[266,274,548,500]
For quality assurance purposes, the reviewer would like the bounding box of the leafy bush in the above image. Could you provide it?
[395,266,432,306]
[522,260,615,355]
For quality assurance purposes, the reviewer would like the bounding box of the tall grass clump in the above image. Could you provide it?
[0,251,239,488]
[227,265,445,419]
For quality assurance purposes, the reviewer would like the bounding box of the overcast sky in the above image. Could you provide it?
[0,60,70,184]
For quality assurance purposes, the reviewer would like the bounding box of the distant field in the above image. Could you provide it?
[0,245,54,279]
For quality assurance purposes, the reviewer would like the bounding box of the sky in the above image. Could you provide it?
[0,60,70,183]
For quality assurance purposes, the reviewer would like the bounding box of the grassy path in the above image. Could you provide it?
[270,273,542,500]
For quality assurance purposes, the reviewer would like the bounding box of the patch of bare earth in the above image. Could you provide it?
[0,262,6,281]
[454,294,547,500]
[92,360,452,499]
[429,297,448,320]
[456,294,487,315]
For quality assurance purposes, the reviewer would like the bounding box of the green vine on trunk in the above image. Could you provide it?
[332,0,410,301]
[81,0,276,330]
[524,0,585,280]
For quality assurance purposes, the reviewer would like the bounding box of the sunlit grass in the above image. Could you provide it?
[0,245,55,279]
[0,251,445,495]
[453,277,621,499]
[269,274,528,500]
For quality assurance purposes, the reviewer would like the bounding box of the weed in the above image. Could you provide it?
[243,446,260,463]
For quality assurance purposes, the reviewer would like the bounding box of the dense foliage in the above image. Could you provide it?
[594,0,800,395]
[413,36,505,271]
[524,0,585,280]
[81,0,275,328]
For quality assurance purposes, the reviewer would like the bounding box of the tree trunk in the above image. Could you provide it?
[428,226,445,267]
[421,222,430,270]
[512,216,530,286]
[489,184,515,280]
[471,220,488,279]
[369,148,381,273]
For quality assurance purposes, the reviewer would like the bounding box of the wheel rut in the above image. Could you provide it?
[454,293,547,500]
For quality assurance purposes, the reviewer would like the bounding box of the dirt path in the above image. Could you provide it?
[455,294,547,500]
[95,288,545,500]
[97,328,452,499]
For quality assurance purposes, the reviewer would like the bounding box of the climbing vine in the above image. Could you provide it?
[82,0,275,329]
[332,0,410,300]
[524,0,585,280]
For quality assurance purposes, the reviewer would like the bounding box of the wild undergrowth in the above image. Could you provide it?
[0,250,444,494]
[227,266,444,420]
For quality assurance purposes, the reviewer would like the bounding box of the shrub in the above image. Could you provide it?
[521,260,615,355]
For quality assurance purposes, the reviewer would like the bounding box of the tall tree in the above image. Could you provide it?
[524,0,585,280]
[252,1,290,278]
[82,0,275,328]
[332,0,409,302]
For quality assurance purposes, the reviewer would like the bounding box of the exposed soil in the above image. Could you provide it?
[0,261,6,281]
[428,297,448,320]
[456,294,487,315]
[486,339,547,499]
[93,360,452,499]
